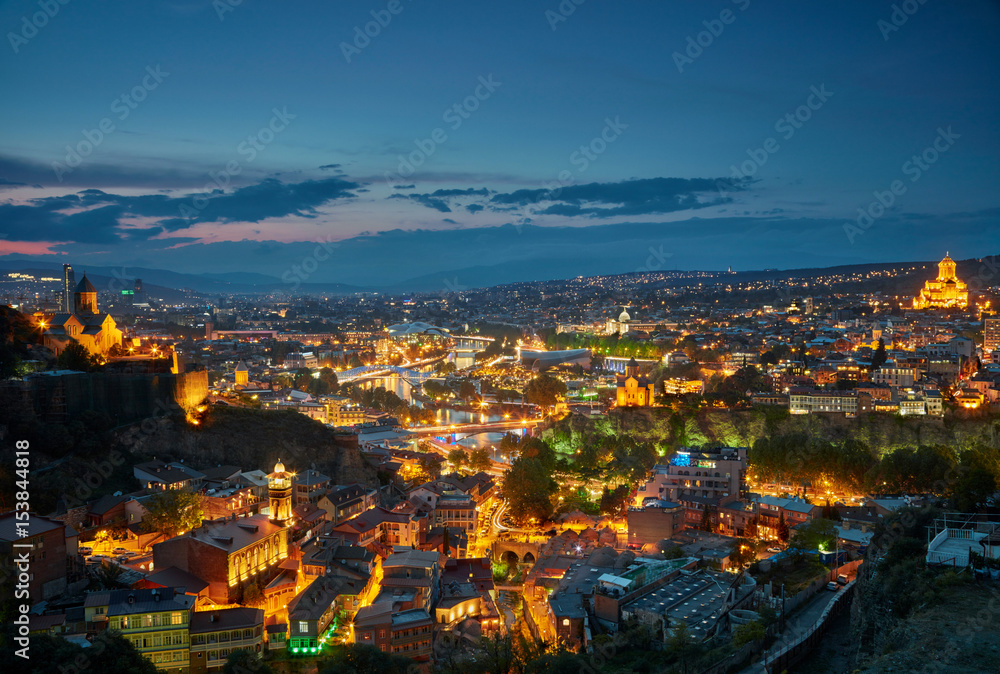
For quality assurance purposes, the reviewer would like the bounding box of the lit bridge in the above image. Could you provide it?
[405,418,544,438]
[337,365,436,384]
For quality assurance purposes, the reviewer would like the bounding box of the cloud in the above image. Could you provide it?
[0,176,361,243]
[488,177,747,218]
[387,187,492,214]
[0,177,27,189]
[318,164,342,170]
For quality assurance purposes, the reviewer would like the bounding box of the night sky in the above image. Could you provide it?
[1,1,998,286]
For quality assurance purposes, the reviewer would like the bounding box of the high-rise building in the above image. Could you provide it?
[62,263,74,313]
[985,315,1000,353]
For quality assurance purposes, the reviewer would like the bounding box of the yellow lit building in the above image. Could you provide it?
[234,360,249,386]
[913,253,968,310]
[42,274,123,357]
[616,357,655,406]
[268,460,293,525]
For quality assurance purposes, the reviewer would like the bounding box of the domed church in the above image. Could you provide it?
[913,253,969,310]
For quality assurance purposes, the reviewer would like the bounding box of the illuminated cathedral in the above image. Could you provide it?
[913,253,969,310]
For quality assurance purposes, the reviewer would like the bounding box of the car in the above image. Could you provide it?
[767,547,782,553]
[826,582,839,592]
[78,546,93,556]
[837,574,849,585]
[112,547,131,554]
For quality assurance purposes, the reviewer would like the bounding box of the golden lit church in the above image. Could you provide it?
[616,357,655,406]
[913,253,969,310]
[43,274,122,357]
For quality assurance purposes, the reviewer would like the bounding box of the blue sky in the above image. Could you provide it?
[1,0,998,284]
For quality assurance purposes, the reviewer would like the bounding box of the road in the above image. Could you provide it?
[740,585,846,674]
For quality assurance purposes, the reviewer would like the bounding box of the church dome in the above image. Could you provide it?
[273,459,285,474]
[618,308,631,322]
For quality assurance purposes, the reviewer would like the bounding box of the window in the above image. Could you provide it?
[298,621,309,634]
[171,612,183,625]
[562,618,570,626]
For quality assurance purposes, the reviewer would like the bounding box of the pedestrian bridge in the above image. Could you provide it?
[338,365,435,384]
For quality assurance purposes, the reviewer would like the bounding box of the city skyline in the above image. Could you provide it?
[1,1,999,283]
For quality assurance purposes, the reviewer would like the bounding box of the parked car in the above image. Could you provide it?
[826,581,839,592]
[767,547,782,553]
[837,574,849,585]
[112,547,132,554]
[78,546,93,556]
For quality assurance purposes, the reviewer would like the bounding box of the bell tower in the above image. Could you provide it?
[74,274,98,315]
[268,459,292,525]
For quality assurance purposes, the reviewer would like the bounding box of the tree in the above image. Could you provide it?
[949,464,996,512]
[789,517,837,553]
[469,448,492,473]
[871,337,887,371]
[662,543,685,559]
[223,649,274,674]
[598,484,631,517]
[458,380,478,401]
[732,620,766,647]
[0,629,158,674]
[776,511,790,543]
[142,489,204,537]
[502,455,557,525]
[699,505,714,532]
[320,643,413,674]
[729,538,758,569]
[447,448,469,468]
[523,374,567,409]
[415,453,443,483]
[56,341,99,372]
[93,560,126,589]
